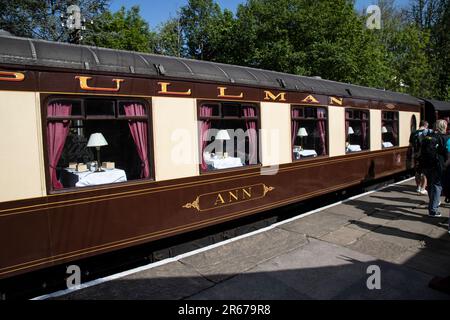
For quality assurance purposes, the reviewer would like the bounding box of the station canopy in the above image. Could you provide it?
[0,35,422,106]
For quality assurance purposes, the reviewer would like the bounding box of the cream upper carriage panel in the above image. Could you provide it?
[399,111,421,147]
[152,97,200,181]
[260,102,292,167]
[0,91,46,202]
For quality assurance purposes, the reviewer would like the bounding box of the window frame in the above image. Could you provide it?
[381,110,400,148]
[291,105,329,162]
[345,107,371,154]
[197,100,262,175]
[42,94,155,194]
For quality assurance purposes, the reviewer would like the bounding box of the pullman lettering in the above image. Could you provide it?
[76,76,124,92]
[217,87,244,99]
[264,91,287,102]
[302,95,320,104]
[158,82,192,96]
[214,187,252,206]
[0,71,25,82]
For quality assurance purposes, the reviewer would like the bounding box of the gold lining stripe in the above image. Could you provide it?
[0,148,408,216]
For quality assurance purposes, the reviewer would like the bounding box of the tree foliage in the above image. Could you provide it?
[83,6,157,53]
[156,18,184,57]
[0,0,109,41]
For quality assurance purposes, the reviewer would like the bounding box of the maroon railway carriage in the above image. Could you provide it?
[0,35,422,279]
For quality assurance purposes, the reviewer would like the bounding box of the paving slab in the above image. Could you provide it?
[278,211,351,238]
[385,217,438,237]
[356,214,393,229]
[346,233,412,263]
[179,227,308,283]
[319,226,367,246]
[323,203,373,220]
[363,226,424,249]
[395,248,450,278]
[428,226,450,240]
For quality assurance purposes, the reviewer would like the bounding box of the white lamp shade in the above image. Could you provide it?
[348,127,355,135]
[216,130,231,140]
[297,127,308,137]
[381,126,388,134]
[87,133,108,147]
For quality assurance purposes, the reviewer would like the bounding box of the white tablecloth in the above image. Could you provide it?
[205,157,243,169]
[293,149,318,158]
[383,142,394,148]
[293,149,318,160]
[347,144,362,152]
[66,169,127,187]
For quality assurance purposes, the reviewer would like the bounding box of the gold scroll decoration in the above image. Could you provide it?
[183,183,275,212]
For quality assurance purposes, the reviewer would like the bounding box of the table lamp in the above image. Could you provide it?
[348,127,354,135]
[381,126,388,134]
[216,130,231,158]
[87,133,108,172]
[347,126,354,144]
[297,127,308,150]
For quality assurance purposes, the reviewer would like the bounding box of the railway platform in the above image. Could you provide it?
[40,179,450,300]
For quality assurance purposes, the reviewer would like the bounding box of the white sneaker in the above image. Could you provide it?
[419,189,428,195]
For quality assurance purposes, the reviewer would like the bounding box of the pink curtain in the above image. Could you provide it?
[392,120,399,146]
[362,112,368,149]
[124,103,150,178]
[292,109,300,146]
[243,106,258,165]
[317,108,327,156]
[47,103,72,190]
[200,105,213,170]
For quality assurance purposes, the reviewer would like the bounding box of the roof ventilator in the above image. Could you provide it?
[277,78,287,88]
[155,64,166,76]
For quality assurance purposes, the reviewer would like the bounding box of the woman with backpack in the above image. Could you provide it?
[421,120,449,218]
[409,120,432,195]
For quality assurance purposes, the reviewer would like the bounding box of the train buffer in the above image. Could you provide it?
[40,178,450,300]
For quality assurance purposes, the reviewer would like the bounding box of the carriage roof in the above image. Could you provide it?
[0,34,422,106]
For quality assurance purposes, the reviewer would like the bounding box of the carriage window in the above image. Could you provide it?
[382,111,399,148]
[46,98,151,191]
[291,106,328,160]
[199,102,260,172]
[345,109,370,153]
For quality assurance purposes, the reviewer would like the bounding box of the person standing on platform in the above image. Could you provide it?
[421,120,449,217]
[409,120,432,195]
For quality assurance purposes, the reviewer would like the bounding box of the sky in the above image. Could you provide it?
[110,0,412,29]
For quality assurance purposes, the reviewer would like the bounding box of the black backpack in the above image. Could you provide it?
[419,132,446,169]
[411,130,426,158]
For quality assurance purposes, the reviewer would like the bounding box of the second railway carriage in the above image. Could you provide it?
[0,35,422,279]
[422,99,450,128]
